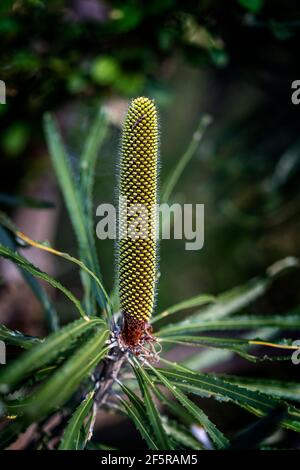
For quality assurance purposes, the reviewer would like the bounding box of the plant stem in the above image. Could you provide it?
[95,349,126,407]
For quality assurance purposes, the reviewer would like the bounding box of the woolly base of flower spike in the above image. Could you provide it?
[118,314,161,362]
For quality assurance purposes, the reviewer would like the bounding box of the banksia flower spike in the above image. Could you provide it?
[118,97,159,353]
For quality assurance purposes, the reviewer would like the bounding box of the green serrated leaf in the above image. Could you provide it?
[145,362,229,449]
[119,382,145,416]
[159,335,294,362]
[16,327,109,421]
[150,363,300,434]
[0,244,89,322]
[158,313,300,336]
[181,328,280,370]
[218,375,300,403]
[0,325,41,350]
[119,391,158,450]
[0,317,104,391]
[158,259,300,337]
[59,391,95,450]
[156,277,270,335]
[0,212,112,322]
[0,225,59,332]
[133,364,172,450]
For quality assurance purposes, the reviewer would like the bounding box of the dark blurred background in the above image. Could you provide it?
[1,0,300,448]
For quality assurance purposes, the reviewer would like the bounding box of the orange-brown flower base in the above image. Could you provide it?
[118,314,160,362]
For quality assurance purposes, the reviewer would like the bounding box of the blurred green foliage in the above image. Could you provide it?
[1,0,300,168]
[1,0,300,303]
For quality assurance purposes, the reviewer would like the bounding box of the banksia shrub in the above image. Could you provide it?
[0,101,300,451]
[118,97,159,351]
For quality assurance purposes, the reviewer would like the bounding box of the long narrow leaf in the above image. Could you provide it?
[159,335,294,362]
[44,114,107,312]
[80,108,108,314]
[118,390,158,450]
[181,328,279,370]
[44,114,92,256]
[59,391,95,450]
[16,327,109,421]
[150,363,300,433]
[152,294,215,325]
[0,244,88,321]
[145,362,229,449]
[0,225,59,331]
[0,325,41,350]
[80,108,108,210]
[13,230,112,318]
[156,278,270,334]
[156,257,300,335]
[133,364,172,449]
[217,375,300,403]
[158,313,300,336]
[162,115,212,203]
[0,318,104,391]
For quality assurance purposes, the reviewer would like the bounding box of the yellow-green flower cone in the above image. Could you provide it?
[118,97,159,347]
